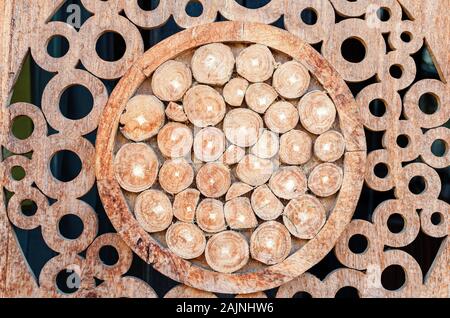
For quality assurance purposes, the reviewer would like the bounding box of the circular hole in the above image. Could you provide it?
[387,213,405,233]
[341,37,366,63]
[58,214,84,240]
[11,165,26,181]
[96,32,126,62]
[137,0,159,11]
[56,269,80,294]
[431,139,447,157]
[348,234,368,254]
[419,93,439,115]
[11,115,34,140]
[369,99,386,117]
[374,163,389,178]
[381,265,406,291]
[47,35,70,58]
[431,212,442,226]
[389,64,403,79]
[50,150,82,182]
[20,199,37,217]
[408,176,426,195]
[185,0,203,17]
[59,85,94,120]
[335,286,360,299]
[293,291,312,299]
[376,7,391,22]
[400,32,412,43]
[301,8,318,25]
[396,134,409,148]
[99,245,120,266]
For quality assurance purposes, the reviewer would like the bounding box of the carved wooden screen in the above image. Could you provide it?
[0,0,448,298]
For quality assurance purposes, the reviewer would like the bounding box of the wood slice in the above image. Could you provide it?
[205,231,249,273]
[283,194,326,239]
[223,77,249,107]
[223,108,263,147]
[226,182,253,201]
[196,163,231,198]
[236,154,274,186]
[159,158,194,194]
[245,83,278,114]
[264,101,299,134]
[166,222,206,259]
[269,166,307,200]
[224,197,258,229]
[236,44,275,82]
[173,188,200,222]
[308,163,343,197]
[279,130,312,165]
[120,94,165,142]
[220,145,246,165]
[193,127,226,162]
[298,90,337,135]
[250,129,280,159]
[272,60,310,99]
[250,221,292,265]
[191,43,235,85]
[314,130,345,162]
[151,60,192,101]
[251,185,284,221]
[235,292,267,298]
[135,190,173,233]
[183,85,226,127]
[196,199,226,233]
[165,101,188,122]
[114,143,159,193]
[157,122,193,158]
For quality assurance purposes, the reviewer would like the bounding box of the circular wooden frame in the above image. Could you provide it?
[95,21,366,294]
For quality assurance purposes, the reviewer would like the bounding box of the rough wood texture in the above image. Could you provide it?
[1,0,448,298]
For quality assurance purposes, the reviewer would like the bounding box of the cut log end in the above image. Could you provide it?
[269,166,307,200]
[224,197,258,230]
[120,95,165,142]
[223,108,263,148]
[194,127,226,162]
[196,199,226,233]
[183,85,226,127]
[205,231,249,273]
[220,145,246,166]
[314,130,345,162]
[251,185,284,221]
[245,83,278,114]
[236,44,275,83]
[159,158,194,194]
[196,163,231,198]
[223,77,249,107]
[114,143,159,193]
[236,154,274,186]
[157,122,193,158]
[250,221,292,265]
[298,90,337,135]
[225,182,254,201]
[279,130,312,165]
[250,129,280,159]
[165,101,188,122]
[273,60,310,99]
[135,190,173,233]
[308,163,343,197]
[151,60,192,102]
[191,43,235,86]
[283,194,326,239]
[173,188,200,222]
[264,101,299,134]
[166,222,206,259]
